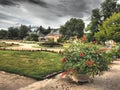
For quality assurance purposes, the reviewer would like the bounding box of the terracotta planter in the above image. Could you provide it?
[70,74,91,83]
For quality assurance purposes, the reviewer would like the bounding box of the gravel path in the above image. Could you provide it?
[19,59,120,90]
[1,41,63,52]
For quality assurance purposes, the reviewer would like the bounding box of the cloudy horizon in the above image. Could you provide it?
[0,0,108,29]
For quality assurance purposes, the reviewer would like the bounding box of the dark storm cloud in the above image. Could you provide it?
[55,0,102,17]
[28,0,48,7]
[0,0,102,17]
[0,0,104,29]
[0,12,17,20]
[0,0,48,8]
[0,0,16,6]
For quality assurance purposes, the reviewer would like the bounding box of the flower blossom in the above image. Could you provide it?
[86,61,92,67]
[62,58,66,63]
[81,35,87,43]
[79,53,84,57]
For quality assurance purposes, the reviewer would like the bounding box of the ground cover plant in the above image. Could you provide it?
[0,50,62,80]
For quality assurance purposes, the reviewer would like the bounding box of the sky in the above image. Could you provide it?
[0,0,115,29]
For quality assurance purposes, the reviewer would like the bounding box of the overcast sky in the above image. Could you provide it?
[0,0,111,29]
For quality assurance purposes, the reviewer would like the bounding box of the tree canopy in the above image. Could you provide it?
[37,26,51,35]
[86,8,101,41]
[0,29,7,39]
[95,12,120,42]
[19,25,30,39]
[101,0,118,20]
[7,27,19,39]
[86,0,120,42]
[60,18,85,40]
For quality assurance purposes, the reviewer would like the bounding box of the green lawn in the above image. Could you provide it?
[0,50,62,80]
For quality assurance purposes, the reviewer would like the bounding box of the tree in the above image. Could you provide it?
[42,26,51,35]
[101,0,118,20]
[95,13,120,42]
[37,26,44,35]
[37,26,51,35]
[86,8,101,41]
[7,27,19,39]
[86,0,119,42]
[26,33,39,41]
[117,4,120,12]
[60,18,85,40]
[0,29,8,39]
[19,25,30,39]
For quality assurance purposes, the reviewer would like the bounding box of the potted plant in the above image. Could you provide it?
[61,42,109,83]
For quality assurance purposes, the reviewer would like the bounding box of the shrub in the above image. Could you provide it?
[62,42,109,77]
[40,38,63,47]
[40,42,63,47]
[25,34,39,41]
[114,44,120,58]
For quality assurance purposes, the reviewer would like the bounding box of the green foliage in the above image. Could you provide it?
[101,0,118,20]
[62,42,109,77]
[7,27,19,39]
[25,33,39,41]
[37,26,51,35]
[57,36,66,43]
[0,25,31,40]
[19,25,30,39]
[95,13,120,42]
[86,8,101,41]
[0,29,8,39]
[86,0,120,42]
[40,39,63,47]
[113,44,120,58]
[60,18,85,40]
[0,50,62,80]
[102,51,114,64]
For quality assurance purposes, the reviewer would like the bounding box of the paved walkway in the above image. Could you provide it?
[0,71,36,90]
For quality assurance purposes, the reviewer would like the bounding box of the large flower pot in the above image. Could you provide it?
[70,74,91,83]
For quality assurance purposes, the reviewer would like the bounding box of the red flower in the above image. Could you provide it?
[61,71,67,77]
[86,61,92,67]
[79,53,84,57]
[62,58,66,63]
[81,35,87,43]
[94,61,96,64]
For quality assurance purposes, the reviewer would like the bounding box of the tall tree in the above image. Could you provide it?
[37,26,51,35]
[37,26,45,35]
[7,27,19,39]
[86,0,119,42]
[95,12,120,42]
[19,25,30,39]
[101,0,118,20]
[26,33,39,41]
[0,29,8,39]
[86,8,101,41]
[60,18,85,40]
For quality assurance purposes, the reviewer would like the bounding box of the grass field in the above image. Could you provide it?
[0,50,62,80]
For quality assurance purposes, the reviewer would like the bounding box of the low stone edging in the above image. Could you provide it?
[0,47,63,54]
